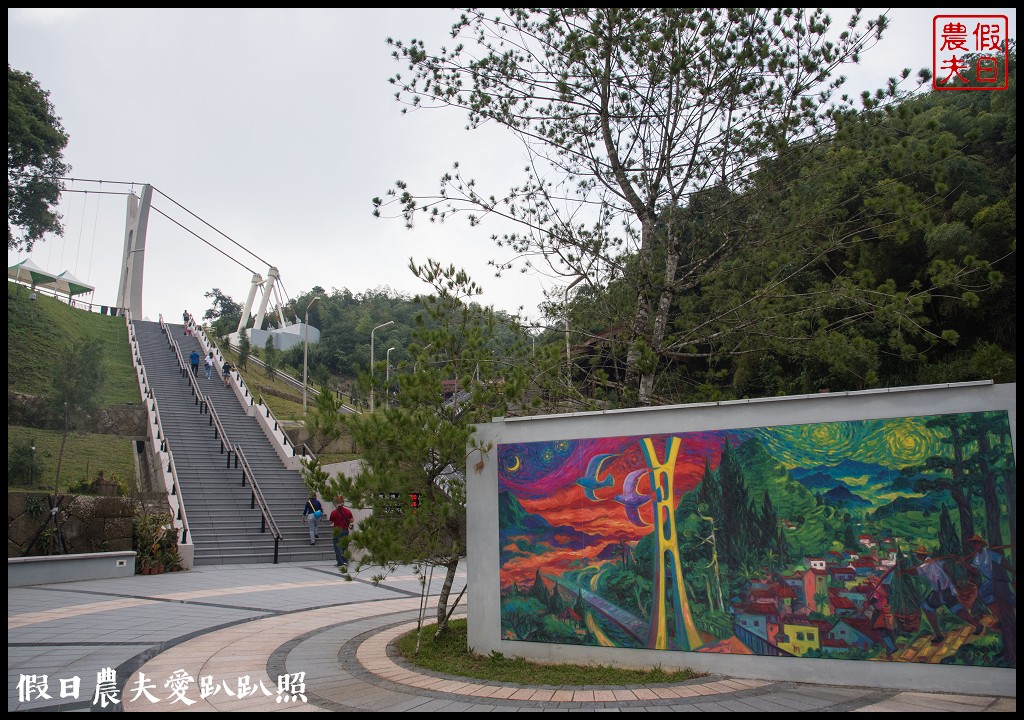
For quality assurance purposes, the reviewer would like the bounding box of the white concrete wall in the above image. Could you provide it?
[9,552,137,587]
[468,382,1016,696]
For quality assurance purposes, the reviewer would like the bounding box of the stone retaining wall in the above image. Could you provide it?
[8,493,135,557]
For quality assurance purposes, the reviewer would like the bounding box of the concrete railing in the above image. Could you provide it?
[129,313,195,569]
[8,551,136,587]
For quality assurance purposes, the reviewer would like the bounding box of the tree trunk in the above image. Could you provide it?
[950,486,975,547]
[54,405,70,501]
[625,217,680,406]
[434,557,460,637]
[49,404,71,555]
[947,424,975,545]
[975,434,1003,549]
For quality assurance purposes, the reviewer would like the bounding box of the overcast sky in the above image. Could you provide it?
[8,8,1017,324]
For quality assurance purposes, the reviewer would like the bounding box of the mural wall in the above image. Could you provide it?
[497,411,1016,667]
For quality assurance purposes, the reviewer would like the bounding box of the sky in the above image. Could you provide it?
[8,8,1017,325]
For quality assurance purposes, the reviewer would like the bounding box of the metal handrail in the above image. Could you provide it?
[234,445,282,564]
[171,322,283,562]
[193,327,297,458]
[130,313,191,549]
[168,336,210,415]
[167,334,236,467]
[164,449,192,545]
[206,403,238,467]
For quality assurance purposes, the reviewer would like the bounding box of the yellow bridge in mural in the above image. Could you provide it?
[642,436,702,651]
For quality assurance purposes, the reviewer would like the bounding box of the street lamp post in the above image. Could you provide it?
[564,276,584,387]
[386,347,395,384]
[30,442,35,485]
[385,347,396,406]
[302,296,322,413]
[370,320,394,412]
[414,342,433,373]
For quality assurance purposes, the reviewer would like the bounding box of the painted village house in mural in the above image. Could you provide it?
[497,411,1016,668]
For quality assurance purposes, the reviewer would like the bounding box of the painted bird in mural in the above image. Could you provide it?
[575,453,618,501]
[613,468,652,526]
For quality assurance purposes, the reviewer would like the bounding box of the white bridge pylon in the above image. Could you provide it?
[237,266,286,333]
[113,184,292,331]
[117,184,153,316]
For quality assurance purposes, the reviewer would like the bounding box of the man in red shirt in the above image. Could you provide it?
[329,497,354,569]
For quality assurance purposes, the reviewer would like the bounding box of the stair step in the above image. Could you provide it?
[135,320,328,567]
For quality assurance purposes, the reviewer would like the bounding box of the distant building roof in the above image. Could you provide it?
[830,595,856,610]
[736,603,777,616]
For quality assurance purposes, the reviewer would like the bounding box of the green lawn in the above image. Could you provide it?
[395,619,700,685]
[8,282,139,405]
[8,282,140,494]
[8,425,136,493]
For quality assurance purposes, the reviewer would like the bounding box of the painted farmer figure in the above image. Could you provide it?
[910,546,982,643]
[867,592,897,657]
[966,535,1014,617]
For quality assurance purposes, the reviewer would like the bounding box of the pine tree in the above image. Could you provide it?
[938,504,967,585]
[549,583,566,614]
[888,547,922,625]
[759,490,778,550]
[326,262,530,638]
[263,335,278,378]
[379,9,896,404]
[574,589,586,621]
[531,569,550,607]
[717,439,758,571]
[237,328,251,370]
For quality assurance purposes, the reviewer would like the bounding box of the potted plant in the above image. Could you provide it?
[133,511,175,576]
[163,548,184,572]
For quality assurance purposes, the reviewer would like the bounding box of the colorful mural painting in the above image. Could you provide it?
[497,411,1016,667]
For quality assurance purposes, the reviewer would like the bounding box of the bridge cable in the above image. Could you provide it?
[151,186,273,269]
[149,204,257,275]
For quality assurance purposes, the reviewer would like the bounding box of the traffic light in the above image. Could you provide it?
[410,492,421,508]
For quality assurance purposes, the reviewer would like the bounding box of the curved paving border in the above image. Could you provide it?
[12,566,1013,713]
[122,598,424,712]
[121,597,774,712]
[357,619,771,703]
[121,599,1006,713]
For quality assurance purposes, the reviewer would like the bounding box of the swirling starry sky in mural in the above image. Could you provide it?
[749,416,949,470]
[497,413,983,547]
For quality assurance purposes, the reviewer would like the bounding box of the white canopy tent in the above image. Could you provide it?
[8,258,60,288]
[39,269,95,302]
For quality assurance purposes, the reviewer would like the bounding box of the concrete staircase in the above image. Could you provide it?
[134,320,336,565]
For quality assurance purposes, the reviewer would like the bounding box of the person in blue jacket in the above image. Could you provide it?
[303,492,323,545]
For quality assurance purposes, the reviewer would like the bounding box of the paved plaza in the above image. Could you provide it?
[8,561,1016,712]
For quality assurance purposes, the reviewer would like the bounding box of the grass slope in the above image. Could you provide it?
[8,281,139,493]
[8,282,138,405]
[8,425,136,492]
